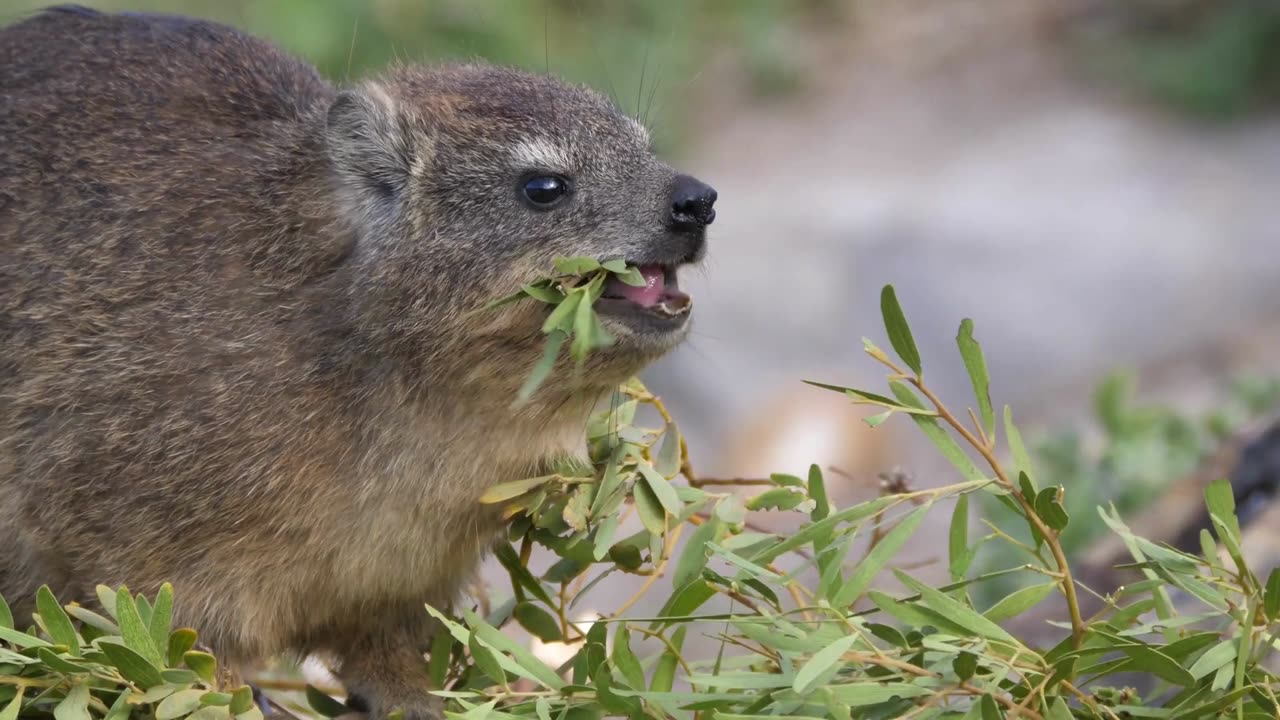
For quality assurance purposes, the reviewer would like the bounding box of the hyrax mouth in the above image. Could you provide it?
[598,264,692,321]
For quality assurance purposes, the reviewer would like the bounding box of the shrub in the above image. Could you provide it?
[3,278,1278,719]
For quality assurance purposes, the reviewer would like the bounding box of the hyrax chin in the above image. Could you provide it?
[0,7,717,719]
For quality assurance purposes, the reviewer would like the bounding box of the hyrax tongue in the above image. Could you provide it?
[605,264,666,307]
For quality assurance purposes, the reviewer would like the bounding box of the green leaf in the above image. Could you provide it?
[1004,406,1035,484]
[480,475,555,505]
[651,626,686,692]
[652,581,715,629]
[229,688,255,716]
[513,602,562,643]
[150,583,174,659]
[167,629,198,668]
[953,651,979,681]
[37,647,90,674]
[655,422,682,478]
[610,624,645,689]
[305,686,349,718]
[746,488,805,511]
[493,543,555,606]
[35,585,80,655]
[542,290,582,334]
[469,632,508,685]
[983,581,1056,623]
[716,494,747,527]
[1119,644,1194,686]
[1034,488,1070,531]
[808,464,830,522]
[100,640,165,688]
[516,330,567,403]
[53,684,91,720]
[1266,568,1280,621]
[891,382,985,481]
[638,462,682,517]
[824,683,932,706]
[554,256,601,276]
[802,381,923,412]
[157,689,207,720]
[592,515,620,562]
[116,587,164,667]
[199,694,232,709]
[674,516,721,588]
[463,609,566,690]
[521,283,567,304]
[66,606,118,636]
[0,594,11,631]
[793,635,858,695]
[832,504,929,607]
[615,267,646,287]
[633,481,667,536]
[949,494,972,581]
[103,687,132,720]
[0,625,52,648]
[956,318,995,437]
[893,571,1021,647]
[96,585,119,619]
[1205,478,1241,544]
[600,258,628,274]
[183,651,218,683]
[570,291,607,362]
[0,688,22,720]
[590,447,626,518]
[1188,639,1237,680]
[863,410,893,427]
[880,285,922,375]
[428,630,453,691]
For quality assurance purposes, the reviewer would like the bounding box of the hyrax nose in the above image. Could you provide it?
[670,174,717,229]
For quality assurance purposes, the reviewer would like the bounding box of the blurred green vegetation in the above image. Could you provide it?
[1070,0,1280,118]
[975,371,1280,606]
[0,0,841,154]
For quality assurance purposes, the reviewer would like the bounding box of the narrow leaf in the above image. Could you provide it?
[35,585,80,655]
[880,285,922,375]
[833,504,929,607]
[956,318,995,437]
[149,583,174,658]
[54,684,91,720]
[793,635,858,695]
[949,494,972,581]
[983,581,1056,623]
[305,686,349,718]
[516,331,567,403]
[116,587,163,667]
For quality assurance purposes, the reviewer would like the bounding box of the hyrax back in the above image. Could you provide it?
[0,6,715,719]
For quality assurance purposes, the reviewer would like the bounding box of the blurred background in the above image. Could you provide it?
[7,0,1280,647]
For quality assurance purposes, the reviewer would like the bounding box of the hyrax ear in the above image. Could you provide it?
[325,86,415,205]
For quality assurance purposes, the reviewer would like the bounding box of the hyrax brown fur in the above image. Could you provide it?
[0,7,717,719]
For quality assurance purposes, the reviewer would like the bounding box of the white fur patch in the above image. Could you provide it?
[510,137,571,171]
[625,117,652,146]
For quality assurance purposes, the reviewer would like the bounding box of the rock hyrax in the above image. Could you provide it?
[0,7,717,719]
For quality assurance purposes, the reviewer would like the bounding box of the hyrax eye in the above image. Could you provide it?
[521,175,570,209]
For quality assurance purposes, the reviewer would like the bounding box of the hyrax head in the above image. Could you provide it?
[326,64,716,396]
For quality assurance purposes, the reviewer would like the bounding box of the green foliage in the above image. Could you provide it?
[0,584,260,720]
[975,368,1280,605]
[482,256,643,402]
[1070,0,1280,119]
[7,278,1280,718]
